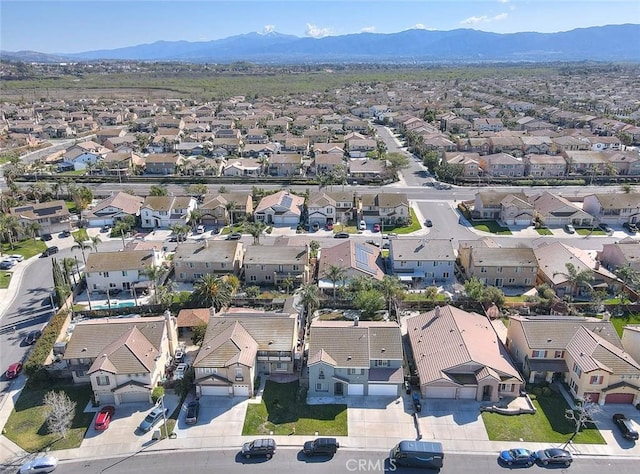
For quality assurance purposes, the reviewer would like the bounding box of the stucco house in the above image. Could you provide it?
[82,192,143,228]
[458,246,537,290]
[254,190,304,226]
[583,193,640,227]
[532,191,595,228]
[140,195,197,229]
[11,200,72,237]
[389,238,456,287]
[318,241,384,292]
[85,249,164,296]
[243,245,310,287]
[307,320,404,398]
[406,305,522,401]
[173,239,244,283]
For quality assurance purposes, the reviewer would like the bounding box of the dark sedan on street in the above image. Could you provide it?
[498,448,535,466]
[535,448,573,466]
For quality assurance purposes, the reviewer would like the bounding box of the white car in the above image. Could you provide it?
[9,254,25,262]
[174,363,190,380]
[19,455,58,473]
[359,220,367,231]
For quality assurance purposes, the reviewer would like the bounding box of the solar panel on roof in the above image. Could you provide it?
[281,195,293,208]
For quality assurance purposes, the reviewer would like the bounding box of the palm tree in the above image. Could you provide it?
[298,283,321,318]
[141,265,164,303]
[225,200,237,227]
[190,274,232,311]
[62,257,77,286]
[90,235,102,252]
[169,223,189,242]
[324,264,347,301]
[25,221,42,242]
[553,262,594,301]
[189,209,203,227]
[0,215,21,251]
[245,221,266,245]
[281,276,295,294]
[376,275,405,318]
[71,235,92,265]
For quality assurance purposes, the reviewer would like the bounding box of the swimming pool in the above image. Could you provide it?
[93,302,136,310]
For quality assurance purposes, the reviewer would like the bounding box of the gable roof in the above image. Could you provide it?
[567,326,640,374]
[194,321,258,368]
[88,326,159,375]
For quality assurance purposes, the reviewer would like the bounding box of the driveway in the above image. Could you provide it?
[417,399,489,442]
[588,404,640,455]
[172,396,248,439]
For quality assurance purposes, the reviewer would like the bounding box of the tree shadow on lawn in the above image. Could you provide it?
[535,392,602,443]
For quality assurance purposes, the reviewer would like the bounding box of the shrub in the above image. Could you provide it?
[151,386,165,404]
[24,310,70,379]
[530,386,542,397]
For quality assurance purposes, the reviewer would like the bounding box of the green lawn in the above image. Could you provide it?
[383,208,421,234]
[536,228,553,235]
[72,229,89,241]
[609,313,640,337]
[472,221,512,235]
[404,293,449,302]
[0,271,11,289]
[1,239,47,260]
[482,391,605,444]
[4,383,94,452]
[576,228,606,236]
[243,381,347,436]
[504,295,528,303]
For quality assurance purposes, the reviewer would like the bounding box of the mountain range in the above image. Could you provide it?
[2,24,639,63]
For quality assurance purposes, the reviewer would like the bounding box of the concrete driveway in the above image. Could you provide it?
[588,404,640,455]
[417,399,489,442]
[172,396,248,439]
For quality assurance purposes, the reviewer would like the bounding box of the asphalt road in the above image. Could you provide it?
[45,449,638,474]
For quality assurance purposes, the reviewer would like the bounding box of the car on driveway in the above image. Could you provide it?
[59,230,71,238]
[564,223,576,234]
[241,438,276,459]
[40,246,59,257]
[534,447,573,466]
[334,232,349,239]
[5,362,23,379]
[41,233,52,241]
[623,222,639,233]
[19,455,58,473]
[598,223,613,233]
[411,393,422,412]
[24,330,42,346]
[613,413,639,440]
[94,405,115,430]
[0,259,16,269]
[138,406,168,433]
[498,448,535,466]
[174,363,190,380]
[185,401,199,425]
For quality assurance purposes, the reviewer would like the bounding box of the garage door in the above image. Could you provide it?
[425,386,456,399]
[201,385,231,396]
[98,393,115,405]
[119,391,150,404]
[348,384,364,396]
[458,387,477,399]
[584,392,600,403]
[368,384,398,397]
[605,393,635,404]
[234,385,250,397]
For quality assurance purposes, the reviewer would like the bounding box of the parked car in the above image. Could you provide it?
[196,225,205,234]
[40,246,59,257]
[412,393,422,412]
[598,223,613,233]
[41,233,52,241]
[365,239,380,247]
[359,220,367,231]
[499,448,535,466]
[185,401,200,425]
[5,362,23,379]
[138,406,168,433]
[174,348,185,363]
[19,455,58,473]
[623,222,639,233]
[226,232,242,240]
[0,259,16,270]
[325,223,334,231]
[534,447,573,466]
[94,405,115,431]
[424,219,433,227]
[241,438,276,459]
[373,223,381,232]
[334,232,349,239]
[8,254,24,262]
[24,330,42,346]
[303,437,340,457]
[174,363,189,380]
[100,224,111,233]
[59,230,71,238]
[564,223,576,234]
[613,413,639,440]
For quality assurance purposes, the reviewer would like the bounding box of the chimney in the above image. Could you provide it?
[164,309,177,356]
[354,316,359,327]
[435,306,441,318]
[602,311,611,321]
[594,260,600,270]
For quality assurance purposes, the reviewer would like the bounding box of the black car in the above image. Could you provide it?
[623,222,639,233]
[333,232,349,239]
[226,232,242,240]
[185,401,199,425]
[412,393,422,412]
[24,330,42,346]
[535,448,573,466]
[40,246,59,257]
[598,223,613,233]
[59,230,71,238]
[302,437,339,457]
[241,438,276,459]
[613,413,639,440]
[41,233,52,241]
[424,219,433,227]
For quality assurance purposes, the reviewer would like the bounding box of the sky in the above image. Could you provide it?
[1,0,639,54]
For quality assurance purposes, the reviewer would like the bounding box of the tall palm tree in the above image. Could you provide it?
[141,265,164,302]
[553,262,594,301]
[190,274,232,311]
[245,221,266,245]
[281,276,295,294]
[90,235,102,252]
[324,264,347,301]
[225,201,237,227]
[299,283,321,318]
[376,275,405,318]
[25,221,42,242]
[71,235,92,265]
[62,257,77,286]
[0,215,21,251]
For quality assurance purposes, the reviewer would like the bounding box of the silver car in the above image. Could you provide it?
[19,455,58,473]
[138,406,168,432]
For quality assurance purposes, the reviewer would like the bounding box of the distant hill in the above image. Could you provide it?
[2,25,639,63]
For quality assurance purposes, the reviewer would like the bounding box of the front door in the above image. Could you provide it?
[482,385,492,401]
[334,382,343,396]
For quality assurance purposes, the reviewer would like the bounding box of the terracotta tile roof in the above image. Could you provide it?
[177,308,211,328]
[88,326,159,375]
[244,245,308,265]
[567,326,640,373]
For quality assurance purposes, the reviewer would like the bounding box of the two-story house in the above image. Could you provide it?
[173,240,244,283]
[478,153,525,177]
[82,192,144,228]
[318,241,384,292]
[406,305,522,402]
[11,200,71,236]
[268,153,303,176]
[243,244,309,287]
[389,238,456,287]
[458,245,537,289]
[254,190,304,226]
[444,152,481,178]
[360,193,409,226]
[506,315,640,405]
[523,154,568,177]
[598,239,640,273]
[143,153,184,175]
[473,191,532,226]
[222,158,263,177]
[583,193,640,227]
[307,192,339,229]
[62,313,177,405]
[347,138,377,158]
[140,195,197,229]
[85,249,164,295]
[307,320,404,398]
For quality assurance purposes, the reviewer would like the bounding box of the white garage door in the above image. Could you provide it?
[98,393,115,405]
[119,391,149,404]
[424,386,456,399]
[368,384,398,397]
[234,385,250,397]
[458,387,477,399]
[201,385,231,396]
[348,384,364,396]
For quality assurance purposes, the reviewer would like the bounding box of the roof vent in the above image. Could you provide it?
[347,355,352,360]
[547,338,552,342]
[81,347,87,352]
[269,340,274,345]
[381,348,386,352]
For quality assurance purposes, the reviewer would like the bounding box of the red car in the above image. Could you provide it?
[94,405,115,430]
[5,362,23,379]
[325,223,334,231]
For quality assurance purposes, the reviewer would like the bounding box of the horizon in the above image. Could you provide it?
[1,1,639,54]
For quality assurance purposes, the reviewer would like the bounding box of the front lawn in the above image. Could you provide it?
[536,228,553,235]
[576,228,606,236]
[383,208,421,234]
[482,390,605,444]
[72,229,88,241]
[0,271,11,289]
[1,239,47,260]
[4,383,94,452]
[243,381,347,436]
[472,221,512,235]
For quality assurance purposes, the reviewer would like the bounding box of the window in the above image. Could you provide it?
[554,350,564,358]
[276,362,287,372]
[572,363,582,377]
[235,368,243,381]
[508,278,516,284]
[532,350,546,358]
[417,261,422,267]
[265,275,271,280]
[109,283,117,288]
[480,267,487,273]
[103,271,109,278]
[316,383,328,392]
[524,278,532,285]
[496,267,503,273]
[121,271,127,277]
[514,267,520,273]
[75,370,86,377]
[499,383,513,392]
[292,265,299,271]
[433,261,438,267]
[442,272,449,279]
[347,368,364,375]
[250,275,256,281]
[373,360,389,367]
[589,375,603,385]
[319,370,325,380]
[96,375,110,386]
[495,278,503,287]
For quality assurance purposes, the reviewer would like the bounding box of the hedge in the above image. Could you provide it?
[24,309,69,380]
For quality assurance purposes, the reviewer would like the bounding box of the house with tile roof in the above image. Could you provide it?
[193,310,298,397]
[243,245,310,287]
[10,200,72,237]
[140,195,197,229]
[62,314,177,405]
[198,192,253,227]
[444,152,481,178]
[307,320,404,398]
[85,249,164,295]
[523,154,568,177]
[82,192,144,228]
[458,246,537,290]
[267,153,302,176]
[532,191,595,228]
[406,305,522,401]
[473,191,533,226]
[506,315,640,405]
[360,192,409,226]
[143,153,184,175]
[318,241,384,291]
[598,238,640,273]
[583,193,640,226]
[389,238,456,286]
[173,239,244,283]
[478,153,525,177]
[254,190,304,226]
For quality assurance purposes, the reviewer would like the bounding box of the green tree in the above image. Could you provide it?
[435,162,464,183]
[245,285,261,298]
[141,265,164,302]
[354,289,385,319]
[385,152,410,174]
[191,324,207,346]
[90,235,102,252]
[71,235,92,265]
[149,185,168,196]
[244,221,266,245]
[376,275,405,317]
[481,286,505,307]
[424,286,439,300]
[308,240,320,259]
[281,276,295,294]
[324,264,347,301]
[225,200,237,227]
[0,214,21,250]
[190,274,232,311]
[298,283,321,317]
[186,183,208,197]
[25,221,42,242]
[62,257,77,286]
[422,151,440,172]
[348,275,375,294]
[72,185,93,212]
[553,262,594,300]
[464,277,486,301]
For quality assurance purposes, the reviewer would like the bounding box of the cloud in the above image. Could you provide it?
[460,13,509,25]
[498,0,510,3]
[305,23,331,38]
[411,24,428,30]
[361,26,376,33]
[260,25,276,35]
